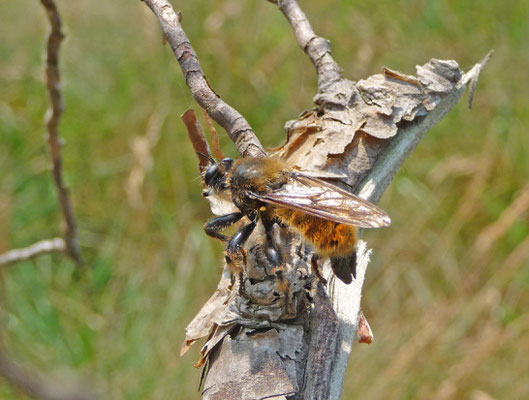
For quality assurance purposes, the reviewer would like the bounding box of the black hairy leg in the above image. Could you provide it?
[204,212,243,241]
[225,221,257,264]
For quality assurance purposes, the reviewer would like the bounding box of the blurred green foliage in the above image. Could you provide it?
[0,0,528,399]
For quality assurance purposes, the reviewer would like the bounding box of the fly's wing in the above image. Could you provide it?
[249,174,391,228]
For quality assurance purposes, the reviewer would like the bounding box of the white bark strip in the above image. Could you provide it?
[0,238,66,266]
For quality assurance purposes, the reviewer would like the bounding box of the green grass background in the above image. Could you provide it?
[1,0,528,398]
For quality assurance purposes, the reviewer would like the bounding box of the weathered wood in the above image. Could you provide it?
[144,1,492,398]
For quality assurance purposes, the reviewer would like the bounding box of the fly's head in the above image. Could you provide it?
[202,157,234,197]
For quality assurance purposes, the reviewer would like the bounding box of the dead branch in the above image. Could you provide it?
[41,0,83,265]
[319,57,490,398]
[141,0,266,158]
[0,238,65,266]
[148,1,492,399]
[0,1,94,397]
[0,1,83,266]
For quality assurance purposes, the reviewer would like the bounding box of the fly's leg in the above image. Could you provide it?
[224,209,259,286]
[258,214,296,319]
[225,221,257,265]
[310,254,328,285]
[260,214,283,260]
[224,221,256,291]
[204,212,243,241]
[268,247,296,319]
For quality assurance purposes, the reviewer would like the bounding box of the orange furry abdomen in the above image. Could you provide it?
[274,208,358,257]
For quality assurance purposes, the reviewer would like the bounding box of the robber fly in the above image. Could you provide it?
[202,156,391,284]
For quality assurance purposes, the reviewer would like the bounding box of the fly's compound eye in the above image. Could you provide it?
[220,158,234,170]
[204,164,220,187]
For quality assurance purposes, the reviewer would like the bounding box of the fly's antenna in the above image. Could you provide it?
[196,151,216,164]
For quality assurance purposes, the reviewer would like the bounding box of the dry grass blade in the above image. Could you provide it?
[472,183,529,261]
[126,110,166,209]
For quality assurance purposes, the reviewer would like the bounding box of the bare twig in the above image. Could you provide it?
[467,50,494,109]
[0,1,91,396]
[267,0,343,90]
[0,1,83,266]
[0,238,66,266]
[141,0,265,158]
[40,0,83,265]
[0,349,97,400]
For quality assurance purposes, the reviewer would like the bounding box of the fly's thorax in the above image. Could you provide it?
[230,157,289,191]
[230,157,290,215]
[230,187,263,216]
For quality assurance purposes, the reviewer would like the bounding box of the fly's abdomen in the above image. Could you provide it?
[275,208,358,257]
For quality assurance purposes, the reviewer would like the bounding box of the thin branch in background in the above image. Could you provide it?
[0,0,83,266]
[267,0,343,90]
[141,0,266,159]
[0,0,94,397]
[0,238,65,266]
[40,0,83,265]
